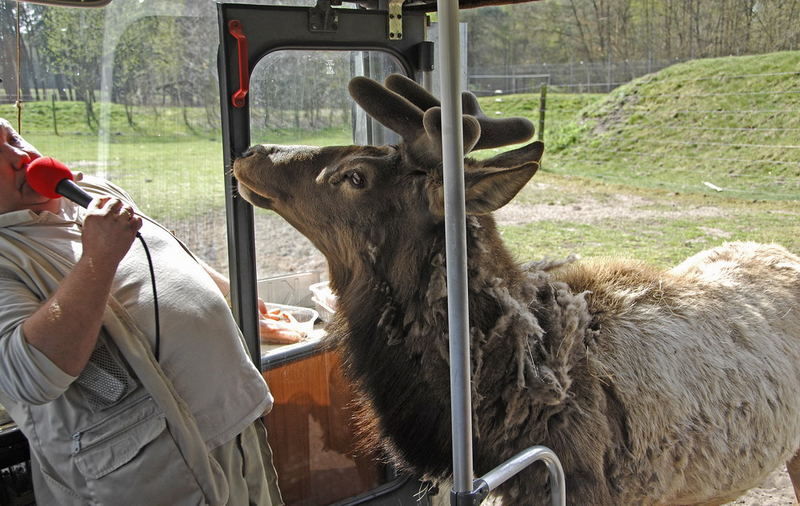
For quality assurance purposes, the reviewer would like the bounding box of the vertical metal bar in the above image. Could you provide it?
[436,0,473,499]
[217,8,261,370]
[422,16,434,92]
[422,69,434,92]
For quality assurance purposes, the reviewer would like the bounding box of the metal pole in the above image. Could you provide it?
[436,0,473,500]
[537,83,547,142]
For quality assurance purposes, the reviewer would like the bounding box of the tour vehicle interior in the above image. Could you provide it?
[0,0,563,504]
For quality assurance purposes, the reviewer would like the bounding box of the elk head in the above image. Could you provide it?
[233,74,544,294]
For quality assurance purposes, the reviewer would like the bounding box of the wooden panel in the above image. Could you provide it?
[262,351,382,505]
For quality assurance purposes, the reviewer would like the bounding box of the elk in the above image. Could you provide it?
[233,74,800,505]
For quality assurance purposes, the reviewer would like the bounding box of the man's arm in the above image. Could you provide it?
[197,260,303,344]
[22,198,142,376]
[198,259,231,299]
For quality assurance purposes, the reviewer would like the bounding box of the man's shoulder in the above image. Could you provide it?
[78,175,137,206]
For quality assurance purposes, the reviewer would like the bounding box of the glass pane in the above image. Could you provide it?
[248,50,406,287]
[1,2,229,270]
[0,0,307,277]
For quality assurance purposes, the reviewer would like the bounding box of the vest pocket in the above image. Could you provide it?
[73,399,164,479]
[72,395,207,505]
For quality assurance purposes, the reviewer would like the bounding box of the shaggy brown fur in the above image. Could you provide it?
[233,75,800,505]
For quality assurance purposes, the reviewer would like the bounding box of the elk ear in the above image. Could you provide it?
[478,140,544,171]
[427,141,543,217]
[464,164,538,215]
[464,141,544,215]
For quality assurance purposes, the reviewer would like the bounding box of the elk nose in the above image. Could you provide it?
[241,145,269,158]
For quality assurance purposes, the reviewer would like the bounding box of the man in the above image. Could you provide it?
[0,117,283,505]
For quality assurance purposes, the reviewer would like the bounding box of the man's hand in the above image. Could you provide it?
[81,197,142,269]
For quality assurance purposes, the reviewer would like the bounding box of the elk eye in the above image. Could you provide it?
[348,171,365,188]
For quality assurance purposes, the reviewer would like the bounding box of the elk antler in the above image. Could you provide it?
[348,74,535,159]
[348,75,474,163]
[384,74,534,151]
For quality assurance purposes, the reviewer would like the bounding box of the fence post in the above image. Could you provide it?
[538,83,546,142]
[51,93,59,136]
[511,67,516,94]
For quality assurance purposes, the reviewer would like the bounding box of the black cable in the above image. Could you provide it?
[136,232,160,361]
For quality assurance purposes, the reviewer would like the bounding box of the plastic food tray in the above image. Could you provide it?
[309,281,337,322]
[263,303,319,333]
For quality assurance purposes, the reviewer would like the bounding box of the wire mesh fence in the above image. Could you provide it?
[469,58,687,95]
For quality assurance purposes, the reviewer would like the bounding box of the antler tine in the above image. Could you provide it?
[348,76,425,141]
[461,92,535,151]
[384,74,440,112]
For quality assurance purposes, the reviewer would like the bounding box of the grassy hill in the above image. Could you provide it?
[478,50,800,201]
[474,51,799,266]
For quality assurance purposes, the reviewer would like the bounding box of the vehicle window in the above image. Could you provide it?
[0,0,314,277]
[248,49,404,301]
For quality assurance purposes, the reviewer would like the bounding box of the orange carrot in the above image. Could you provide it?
[259,319,304,344]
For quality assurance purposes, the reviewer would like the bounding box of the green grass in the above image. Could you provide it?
[3,101,220,137]
[549,51,800,201]
[250,127,351,147]
[503,210,800,268]
[502,172,800,267]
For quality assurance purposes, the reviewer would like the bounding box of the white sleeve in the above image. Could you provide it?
[0,277,77,404]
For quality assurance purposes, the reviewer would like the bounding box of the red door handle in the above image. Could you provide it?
[228,20,249,108]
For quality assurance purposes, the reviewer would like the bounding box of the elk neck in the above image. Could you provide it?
[328,213,594,479]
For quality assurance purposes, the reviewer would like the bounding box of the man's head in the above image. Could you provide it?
[0,118,59,215]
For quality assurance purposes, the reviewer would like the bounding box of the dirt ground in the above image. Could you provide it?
[731,468,796,505]
[170,184,798,505]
